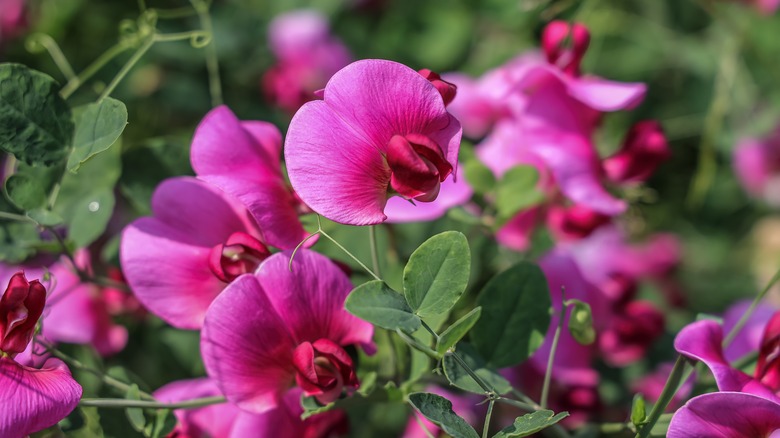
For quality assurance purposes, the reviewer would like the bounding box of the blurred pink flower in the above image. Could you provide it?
[155,378,348,438]
[285,59,462,225]
[262,9,351,113]
[201,249,373,414]
[734,125,780,207]
[0,272,82,438]
[0,0,26,43]
[121,177,269,330]
[603,120,670,184]
[632,362,693,411]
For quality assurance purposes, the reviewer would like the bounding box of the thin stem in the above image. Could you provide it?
[396,329,441,360]
[80,396,225,409]
[98,36,155,102]
[190,0,223,107]
[369,225,382,278]
[482,399,495,438]
[723,266,780,347]
[0,211,39,225]
[40,342,155,401]
[541,289,567,409]
[288,230,321,271]
[447,351,493,395]
[26,34,76,81]
[420,320,439,341]
[153,30,210,43]
[319,229,381,281]
[638,355,687,438]
[60,41,133,99]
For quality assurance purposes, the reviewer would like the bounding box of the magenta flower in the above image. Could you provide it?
[0,0,26,43]
[674,313,780,402]
[733,125,780,207]
[262,9,352,113]
[603,120,670,184]
[285,59,463,225]
[190,105,310,249]
[383,165,473,223]
[201,249,374,413]
[0,272,82,438]
[121,176,269,329]
[668,392,780,438]
[155,378,348,438]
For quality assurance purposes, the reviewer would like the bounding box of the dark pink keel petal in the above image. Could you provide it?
[256,250,374,352]
[0,357,82,438]
[201,274,297,414]
[154,378,239,438]
[668,392,780,438]
[384,166,473,223]
[121,218,224,329]
[674,319,780,402]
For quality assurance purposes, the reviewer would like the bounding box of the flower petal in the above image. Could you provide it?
[668,392,780,438]
[384,166,473,223]
[564,76,646,112]
[154,377,239,438]
[0,357,82,438]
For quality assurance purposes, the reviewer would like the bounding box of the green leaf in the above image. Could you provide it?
[5,173,47,210]
[403,231,471,318]
[0,63,73,166]
[124,384,145,432]
[495,166,545,222]
[437,307,482,354]
[464,158,496,195]
[631,394,647,427]
[345,280,421,332]
[148,409,176,438]
[407,392,479,438]
[27,208,64,226]
[53,139,121,247]
[441,343,512,395]
[567,299,595,345]
[68,97,127,172]
[471,262,551,368]
[492,410,568,438]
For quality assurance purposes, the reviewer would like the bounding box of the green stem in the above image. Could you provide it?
[447,351,493,395]
[396,329,441,360]
[0,211,39,225]
[723,266,780,347]
[153,30,210,43]
[482,399,495,438]
[541,290,567,409]
[493,397,538,413]
[153,6,199,19]
[60,41,133,99]
[319,228,381,281]
[369,225,382,278]
[80,396,225,409]
[190,0,223,107]
[98,36,155,102]
[638,355,687,438]
[26,34,76,81]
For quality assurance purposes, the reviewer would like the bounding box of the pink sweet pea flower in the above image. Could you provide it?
[285,59,463,226]
[0,0,26,43]
[121,176,269,329]
[201,249,374,414]
[0,272,82,438]
[674,313,780,403]
[191,105,311,250]
[155,378,348,438]
[733,125,780,207]
[668,392,780,438]
[262,9,352,113]
[603,120,670,184]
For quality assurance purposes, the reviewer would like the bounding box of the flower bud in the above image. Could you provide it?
[603,121,670,184]
[0,272,46,357]
[418,69,457,106]
[542,21,590,77]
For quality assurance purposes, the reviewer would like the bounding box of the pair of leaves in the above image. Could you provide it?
[408,393,568,438]
[346,231,471,331]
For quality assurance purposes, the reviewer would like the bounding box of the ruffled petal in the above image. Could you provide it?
[201,274,297,413]
[668,392,780,438]
[121,217,224,329]
[256,250,374,351]
[0,358,82,438]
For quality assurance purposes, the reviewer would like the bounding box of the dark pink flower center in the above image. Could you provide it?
[756,311,780,391]
[208,232,271,283]
[292,339,359,405]
[0,272,46,357]
[603,120,670,184]
[541,21,590,77]
[547,204,611,241]
[418,69,457,107]
[386,133,453,202]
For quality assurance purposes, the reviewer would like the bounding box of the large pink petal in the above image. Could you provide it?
[668,392,780,438]
[154,378,239,438]
[121,218,224,329]
[256,250,374,351]
[201,274,297,414]
[564,76,646,112]
[384,166,473,223]
[0,358,82,438]
[285,99,390,225]
[674,320,780,403]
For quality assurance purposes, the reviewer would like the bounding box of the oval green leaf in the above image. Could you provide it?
[471,262,551,368]
[492,410,569,438]
[345,280,421,332]
[68,97,127,172]
[403,231,470,318]
[5,173,47,210]
[408,392,479,438]
[437,307,482,354]
[441,343,512,395]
